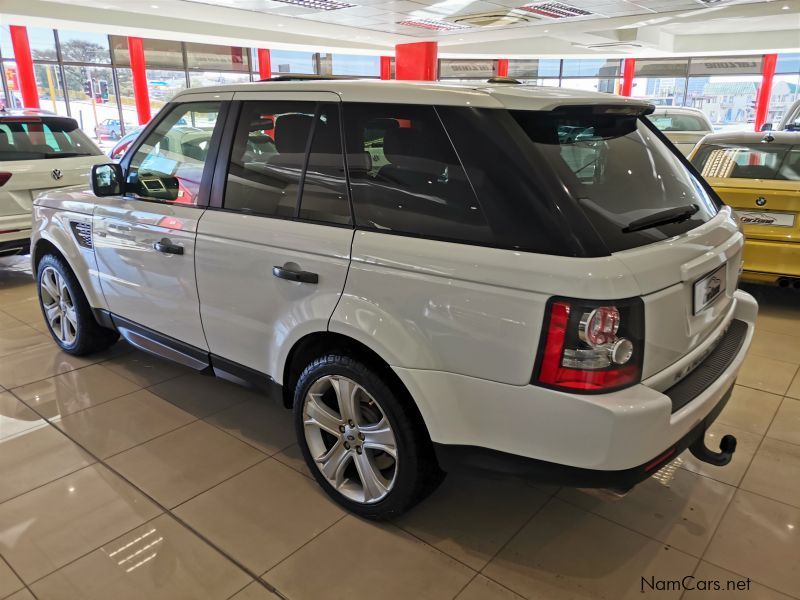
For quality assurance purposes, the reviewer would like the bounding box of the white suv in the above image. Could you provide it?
[1,109,105,257]
[30,79,757,519]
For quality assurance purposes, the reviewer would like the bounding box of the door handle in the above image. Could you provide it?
[272,265,318,284]
[153,238,184,255]
[108,223,132,232]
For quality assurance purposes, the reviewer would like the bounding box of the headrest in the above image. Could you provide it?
[383,128,427,164]
[274,113,313,154]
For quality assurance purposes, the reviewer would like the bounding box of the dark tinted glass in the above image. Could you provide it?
[342,103,491,244]
[0,117,101,161]
[511,110,719,253]
[224,101,315,217]
[298,104,350,225]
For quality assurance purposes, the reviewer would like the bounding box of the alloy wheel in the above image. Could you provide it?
[40,266,78,345]
[302,375,398,504]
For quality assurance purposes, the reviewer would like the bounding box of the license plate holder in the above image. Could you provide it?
[693,264,727,315]
[737,210,796,227]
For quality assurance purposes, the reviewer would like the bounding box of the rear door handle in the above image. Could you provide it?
[272,266,318,284]
[153,238,184,255]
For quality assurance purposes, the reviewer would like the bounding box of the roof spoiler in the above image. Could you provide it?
[551,103,656,117]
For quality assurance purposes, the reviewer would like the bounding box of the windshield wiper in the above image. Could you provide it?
[622,204,699,233]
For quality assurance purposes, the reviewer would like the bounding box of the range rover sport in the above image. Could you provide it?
[30,79,757,519]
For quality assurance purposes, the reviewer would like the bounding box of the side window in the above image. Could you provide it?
[127,102,221,205]
[224,100,314,218]
[342,103,491,244]
[224,101,350,225]
[298,103,350,225]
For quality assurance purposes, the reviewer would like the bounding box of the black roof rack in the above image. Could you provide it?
[486,76,522,84]
[258,74,356,82]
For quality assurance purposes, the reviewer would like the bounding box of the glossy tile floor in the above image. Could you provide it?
[1,253,799,600]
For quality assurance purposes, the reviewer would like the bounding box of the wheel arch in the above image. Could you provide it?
[281,331,434,443]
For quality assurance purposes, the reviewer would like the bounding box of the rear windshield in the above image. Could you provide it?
[691,143,800,181]
[510,110,719,253]
[0,117,101,161]
[648,113,710,132]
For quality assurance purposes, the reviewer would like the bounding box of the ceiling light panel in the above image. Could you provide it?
[272,0,354,10]
[517,2,594,18]
[397,18,471,30]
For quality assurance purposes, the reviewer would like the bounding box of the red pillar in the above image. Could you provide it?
[395,42,437,81]
[754,53,778,132]
[497,59,509,77]
[380,56,392,80]
[257,49,272,80]
[620,58,635,96]
[128,37,151,125]
[9,26,39,109]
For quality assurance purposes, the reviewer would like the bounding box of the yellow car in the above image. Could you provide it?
[690,131,800,285]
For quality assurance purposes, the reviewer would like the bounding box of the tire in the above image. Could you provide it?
[36,254,119,355]
[293,353,443,519]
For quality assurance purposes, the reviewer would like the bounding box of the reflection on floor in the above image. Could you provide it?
[1,253,799,600]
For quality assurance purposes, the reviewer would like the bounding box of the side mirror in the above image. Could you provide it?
[760,123,773,132]
[91,163,124,197]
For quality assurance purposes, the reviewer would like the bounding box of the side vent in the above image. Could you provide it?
[70,221,93,249]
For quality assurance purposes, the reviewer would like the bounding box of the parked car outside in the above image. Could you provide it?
[30,80,756,518]
[0,108,105,257]
[109,126,144,160]
[94,118,124,141]
[648,106,714,156]
[690,130,800,286]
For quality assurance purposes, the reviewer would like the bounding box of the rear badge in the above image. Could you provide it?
[51,169,63,180]
[755,196,766,206]
[693,264,727,315]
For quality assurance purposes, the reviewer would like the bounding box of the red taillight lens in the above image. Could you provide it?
[0,172,12,187]
[534,297,644,393]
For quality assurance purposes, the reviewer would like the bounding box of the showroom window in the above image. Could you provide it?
[685,55,764,132]
[630,58,690,106]
[332,54,379,77]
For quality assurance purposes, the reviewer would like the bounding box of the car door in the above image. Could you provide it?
[93,93,231,349]
[195,92,353,381]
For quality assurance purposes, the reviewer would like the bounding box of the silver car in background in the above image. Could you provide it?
[647,106,714,156]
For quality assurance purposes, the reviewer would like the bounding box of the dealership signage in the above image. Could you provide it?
[689,56,763,76]
[439,60,496,78]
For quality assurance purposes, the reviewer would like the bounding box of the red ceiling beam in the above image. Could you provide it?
[754,53,778,132]
[395,42,438,81]
[128,37,151,125]
[9,26,39,109]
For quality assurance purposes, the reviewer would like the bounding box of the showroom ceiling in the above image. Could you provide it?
[2,0,799,56]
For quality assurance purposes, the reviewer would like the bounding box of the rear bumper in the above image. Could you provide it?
[434,381,734,489]
[741,238,800,281]
[394,290,757,474]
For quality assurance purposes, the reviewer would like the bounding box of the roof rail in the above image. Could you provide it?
[258,74,356,82]
[486,76,522,84]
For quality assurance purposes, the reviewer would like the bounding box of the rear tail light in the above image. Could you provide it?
[534,296,644,393]
[0,172,11,187]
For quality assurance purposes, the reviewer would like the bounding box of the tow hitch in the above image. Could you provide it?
[689,432,737,466]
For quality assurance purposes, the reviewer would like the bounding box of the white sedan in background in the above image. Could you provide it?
[0,108,105,257]
[647,106,714,156]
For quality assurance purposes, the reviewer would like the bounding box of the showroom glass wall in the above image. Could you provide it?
[0,25,380,145]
